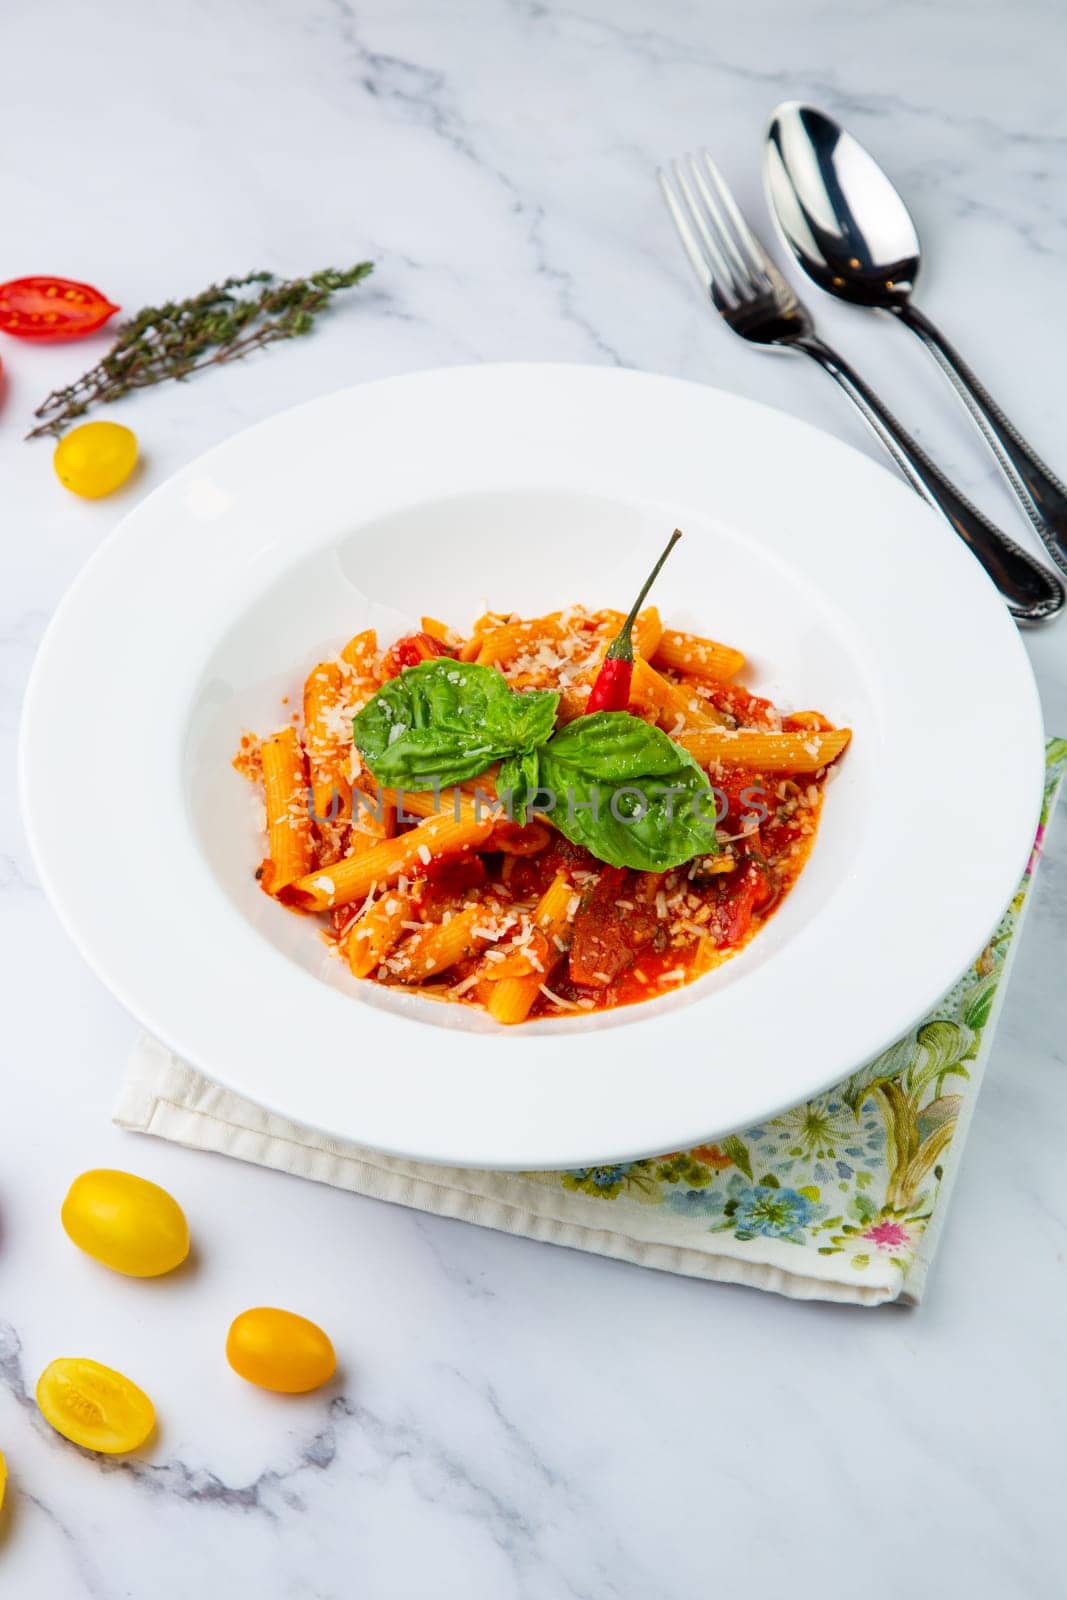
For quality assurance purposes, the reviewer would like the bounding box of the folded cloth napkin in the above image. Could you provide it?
[115,742,1065,1307]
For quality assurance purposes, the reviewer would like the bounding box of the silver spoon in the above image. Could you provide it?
[765,101,1067,581]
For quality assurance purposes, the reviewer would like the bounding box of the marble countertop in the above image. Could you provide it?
[3,1,1066,1594]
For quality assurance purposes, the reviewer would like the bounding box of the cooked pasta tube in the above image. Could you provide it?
[340,628,378,675]
[487,872,575,1025]
[351,776,397,843]
[303,661,352,823]
[283,809,496,911]
[389,904,494,983]
[678,726,851,773]
[381,787,500,824]
[346,890,415,978]
[260,728,315,894]
[420,616,462,648]
[652,627,745,682]
[629,657,726,731]
[475,613,565,667]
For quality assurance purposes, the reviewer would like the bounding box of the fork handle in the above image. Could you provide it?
[796,334,1064,623]
[894,302,1067,578]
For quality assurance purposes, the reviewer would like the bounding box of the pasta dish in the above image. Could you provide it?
[233,533,850,1024]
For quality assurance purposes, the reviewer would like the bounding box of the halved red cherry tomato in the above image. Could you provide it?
[0,277,119,340]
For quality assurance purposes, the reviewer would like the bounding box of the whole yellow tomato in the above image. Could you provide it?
[61,1169,189,1277]
[37,1358,155,1454]
[226,1307,337,1393]
[53,421,137,498]
[0,1449,6,1512]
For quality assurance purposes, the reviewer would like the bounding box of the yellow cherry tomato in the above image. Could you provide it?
[226,1308,337,1394]
[36,1359,155,1454]
[0,1449,6,1512]
[61,1169,189,1278]
[53,421,137,498]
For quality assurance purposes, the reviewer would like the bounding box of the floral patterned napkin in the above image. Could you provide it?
[114,741,1065,1306]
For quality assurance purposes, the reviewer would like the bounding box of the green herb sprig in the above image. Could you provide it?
[28,264,373,439]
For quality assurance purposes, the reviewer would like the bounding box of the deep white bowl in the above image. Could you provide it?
[20,365,1044,1167]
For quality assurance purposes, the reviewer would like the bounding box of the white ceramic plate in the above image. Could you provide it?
[20,365,1044,1169]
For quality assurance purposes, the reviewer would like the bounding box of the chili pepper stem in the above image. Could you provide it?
[586,528,684,714]
[604,527,683,661]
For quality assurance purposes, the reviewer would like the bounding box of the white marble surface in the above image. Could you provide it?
[2,1,1066,1594]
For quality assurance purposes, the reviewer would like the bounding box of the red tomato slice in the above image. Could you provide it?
[0,277,119,340]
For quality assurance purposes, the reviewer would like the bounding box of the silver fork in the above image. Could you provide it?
[658,151,1065,624]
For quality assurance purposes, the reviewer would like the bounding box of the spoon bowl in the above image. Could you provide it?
[765,103,921,307]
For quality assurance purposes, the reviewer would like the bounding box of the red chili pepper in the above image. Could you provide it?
[586,528,682,713]
[0,276,119,340]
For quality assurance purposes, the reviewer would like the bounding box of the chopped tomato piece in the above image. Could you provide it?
[485,819,551,856]
[568,868,660,987]
[715,767,769,833]
[703,682,778,728]
[380,631,451,679]
[782,710,833,732]
[709,861,771,947]
[413,853,488,919]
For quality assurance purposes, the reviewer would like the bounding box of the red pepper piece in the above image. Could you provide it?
[0,277,119,340]
[586,528,682,714]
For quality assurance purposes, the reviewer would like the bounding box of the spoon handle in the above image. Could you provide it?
[796,333,1065,623]
[896,302,1067,577]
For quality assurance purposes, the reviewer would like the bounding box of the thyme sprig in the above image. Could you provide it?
[28,264,373,439]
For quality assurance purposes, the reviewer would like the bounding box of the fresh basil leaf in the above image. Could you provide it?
[353,659,559,790]
[538,712,719,871]
[498,747,541,828]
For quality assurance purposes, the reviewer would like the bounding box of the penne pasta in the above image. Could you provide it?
[351,775,397,841]
[678,726,851,773]
[390,904,493,983]
[382,786,500,825]
[629,657,726,732]
[487,873,575,1025]
[346,890,415,978]
[475,613,565,667]
[652,627,745,682]
[782,710,835,732]
[303,661,352,824]
[340,628,379,676]
[421,616,462,648]
[259,728,315,894]
[283,808,497,911]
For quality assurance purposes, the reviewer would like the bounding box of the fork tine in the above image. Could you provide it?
[657,168,715,297]
[697,150,774,283]
[662,161,740,304]
[685,154,755,292]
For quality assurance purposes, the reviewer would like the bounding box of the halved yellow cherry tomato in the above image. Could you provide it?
[37,1359,155,1454]
[226,1308,336,1394]
[61,1169,189,1278]
[53,420,137,498]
